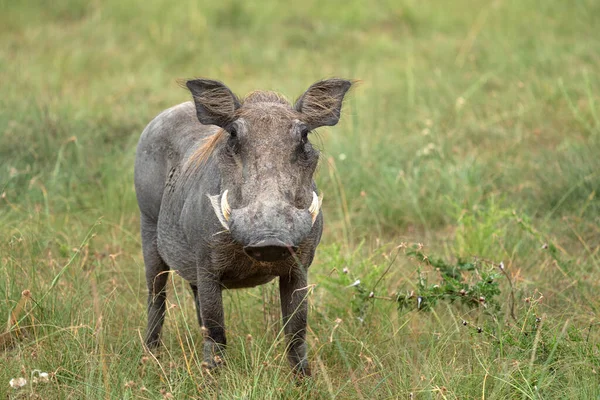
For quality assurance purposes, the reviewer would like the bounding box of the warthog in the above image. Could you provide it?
[134,78,352,375]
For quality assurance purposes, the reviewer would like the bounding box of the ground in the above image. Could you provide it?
[1,0,599,398]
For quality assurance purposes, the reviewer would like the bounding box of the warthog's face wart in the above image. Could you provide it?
[186,79,352,262]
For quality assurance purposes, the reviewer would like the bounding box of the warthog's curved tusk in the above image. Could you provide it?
[308,191,321,224]
[207,192,229,230]
[221,190,232,222]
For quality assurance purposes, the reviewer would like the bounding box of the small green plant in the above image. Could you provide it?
[396,245,502,314]
[331,244,505,321]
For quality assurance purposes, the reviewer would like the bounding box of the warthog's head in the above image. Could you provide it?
[186,79,352,262]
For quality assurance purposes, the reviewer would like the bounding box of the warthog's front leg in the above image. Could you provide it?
[196,277,226,369]
[279,272,310,376]
[141,215,170,349]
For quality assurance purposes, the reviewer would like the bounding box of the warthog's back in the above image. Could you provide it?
[134,101,218,222]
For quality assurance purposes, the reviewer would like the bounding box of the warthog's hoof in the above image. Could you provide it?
[202,341,226,371]
[293,360,312,379]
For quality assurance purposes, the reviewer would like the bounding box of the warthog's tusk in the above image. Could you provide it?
[308,191,321,224]
[221,189,232,222]
[207,192,229,230]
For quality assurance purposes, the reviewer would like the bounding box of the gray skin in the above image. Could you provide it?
[134,78,352,376]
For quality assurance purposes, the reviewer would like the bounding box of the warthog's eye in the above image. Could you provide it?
[300,128,310,143]
[295,127,318,166]
[226,127,240,153]
[300,127,310,144]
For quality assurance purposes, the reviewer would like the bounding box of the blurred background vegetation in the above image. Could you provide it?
[1,0,599,398]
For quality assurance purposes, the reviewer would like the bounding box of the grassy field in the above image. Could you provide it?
[1,0,599,398]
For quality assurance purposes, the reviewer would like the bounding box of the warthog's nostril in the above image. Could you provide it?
[244,239,298,262]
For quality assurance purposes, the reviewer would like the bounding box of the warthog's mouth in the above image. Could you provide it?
[243,238,299,262]
[207,190,322,231]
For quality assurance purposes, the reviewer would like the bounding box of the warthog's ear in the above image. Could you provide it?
[186,79,241,128]
[294,79,353,129]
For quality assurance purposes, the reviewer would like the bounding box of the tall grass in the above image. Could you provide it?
[1,0,599,398]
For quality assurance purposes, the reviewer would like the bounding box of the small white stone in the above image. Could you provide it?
[31,370,50,384]
[9,377,27,389]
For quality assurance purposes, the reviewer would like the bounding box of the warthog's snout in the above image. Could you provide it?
[209,190,321,231]
[209,191,319,260]
[244,238,298,262]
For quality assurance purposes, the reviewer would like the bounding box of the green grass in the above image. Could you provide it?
[1,0,599,398]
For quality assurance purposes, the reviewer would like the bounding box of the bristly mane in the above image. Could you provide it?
[184,91,295,173]
[184,129,226,173]
[242,91,290,106]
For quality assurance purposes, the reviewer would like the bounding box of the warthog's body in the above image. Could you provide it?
[134,79,351,375]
